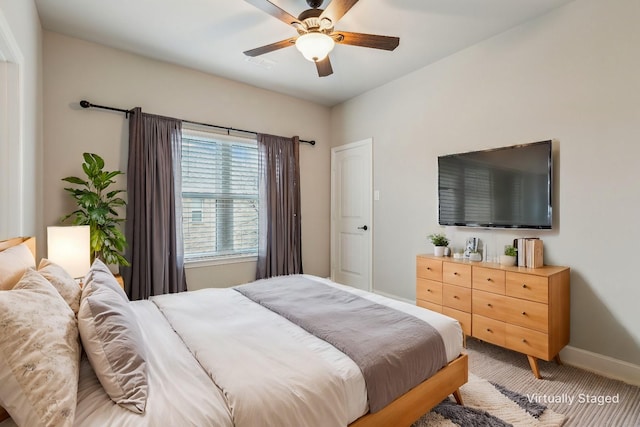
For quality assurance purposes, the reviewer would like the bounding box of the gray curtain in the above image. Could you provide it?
[123,108,186,299]
[256,134,303,279]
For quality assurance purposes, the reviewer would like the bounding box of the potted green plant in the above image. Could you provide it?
[428,233,449,257]
[61,153,130,267]
[500,245,517,266]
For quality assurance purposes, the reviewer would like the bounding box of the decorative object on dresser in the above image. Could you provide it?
[463,237,479,259]
[427,233,450,257]
[416,254,570,379]
[514,238,544,268]
[499,245,517,267]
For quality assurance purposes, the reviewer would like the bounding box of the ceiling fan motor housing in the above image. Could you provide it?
[297,8,333,34]
[306,0,324,8]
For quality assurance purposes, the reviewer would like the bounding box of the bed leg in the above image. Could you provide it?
[452,389,463,405]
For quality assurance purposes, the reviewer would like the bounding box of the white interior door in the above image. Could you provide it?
[331,139,372,291]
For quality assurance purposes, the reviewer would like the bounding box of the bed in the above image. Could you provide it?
[0,236,467,427]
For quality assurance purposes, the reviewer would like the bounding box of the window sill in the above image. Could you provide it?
[185,255,258,269]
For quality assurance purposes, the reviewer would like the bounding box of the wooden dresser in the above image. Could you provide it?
[416,254,570,378]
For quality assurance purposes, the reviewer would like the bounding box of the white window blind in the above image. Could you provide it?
[181,128,259,261]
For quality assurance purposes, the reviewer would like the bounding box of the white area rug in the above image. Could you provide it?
[413,374,566,427]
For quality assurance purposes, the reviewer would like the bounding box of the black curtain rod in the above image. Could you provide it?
[79,100,316,146]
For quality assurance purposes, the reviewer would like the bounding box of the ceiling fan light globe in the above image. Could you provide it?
[295,32,335,62]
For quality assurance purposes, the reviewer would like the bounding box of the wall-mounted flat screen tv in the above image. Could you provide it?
[438,140,552,229]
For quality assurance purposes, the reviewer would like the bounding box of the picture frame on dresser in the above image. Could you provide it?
[416,254,570,379]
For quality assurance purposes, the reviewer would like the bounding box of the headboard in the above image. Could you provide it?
[0,236,36,259]
[0,236,36,422]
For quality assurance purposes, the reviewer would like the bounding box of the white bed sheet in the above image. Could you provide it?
[73,300,233,427]
[151,275,463,426]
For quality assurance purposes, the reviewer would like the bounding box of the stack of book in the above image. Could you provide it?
[514,238,544,268]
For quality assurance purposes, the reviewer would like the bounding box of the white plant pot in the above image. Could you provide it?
[500,255,517,266]
[434,246,446,257]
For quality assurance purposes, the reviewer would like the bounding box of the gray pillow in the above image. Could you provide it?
[78,283,148,413]
[81,258,128,302]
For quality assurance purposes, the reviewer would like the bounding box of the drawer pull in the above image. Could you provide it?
[486,278,492,282]
[522,339,527,343]
[453,272,459,276]
[427,289,432,292]
[487,303,492,307]
[486,328,492,333]
[453,295,459,299]
[427,267,432,271]
[522,284,527,289]
[522,311,527,316]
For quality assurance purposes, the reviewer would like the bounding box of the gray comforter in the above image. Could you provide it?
[234,275,447,413]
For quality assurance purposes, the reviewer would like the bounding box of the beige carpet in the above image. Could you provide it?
[465,338,640,427]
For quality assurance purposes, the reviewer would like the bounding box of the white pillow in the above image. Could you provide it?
[0,243,35,290]
[0,268,80,427]
[78,282,148,413]
[38,258,82,315]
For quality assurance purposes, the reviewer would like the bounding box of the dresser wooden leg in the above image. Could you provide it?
[527,355,542,379]
[453,389,464,405]
[554,354,563,365]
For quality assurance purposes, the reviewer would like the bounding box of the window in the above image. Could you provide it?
[181,128,259,261]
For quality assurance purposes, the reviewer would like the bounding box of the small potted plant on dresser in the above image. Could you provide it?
[428,233,449,257]
[500,245,517,266]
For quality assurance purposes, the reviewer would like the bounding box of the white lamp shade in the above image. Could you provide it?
[47,226,91,279]
[295,33,335,62]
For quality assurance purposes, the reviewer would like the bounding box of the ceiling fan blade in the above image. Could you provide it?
[334,31,400,51]
[320,0,359,25]
[243,37,297,57]
[245,0,301,27]
[315,57,333,77]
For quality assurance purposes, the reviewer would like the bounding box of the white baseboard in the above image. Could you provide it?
[372,289,415,305]
[559,345,640,386]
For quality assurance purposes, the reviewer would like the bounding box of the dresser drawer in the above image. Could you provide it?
[417,299,442,313]
[416,278,442,305]
[506,272,548,303]
[443,307,471,336]
[417,257,442,281]
[473,267,506,294]
[443,262,471,288]
[443,284,471,312]
[504,297,548,333]
[506,324,549,360]
[472,290,508,322]
[473,315,506,347]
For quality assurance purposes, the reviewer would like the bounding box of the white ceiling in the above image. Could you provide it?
[35,0,574,106]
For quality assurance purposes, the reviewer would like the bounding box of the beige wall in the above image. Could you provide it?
[331,0,640,365]
[42,32,331,288]
[0,0,42,241]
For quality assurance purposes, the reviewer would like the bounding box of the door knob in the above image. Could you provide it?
[358,225,368,231]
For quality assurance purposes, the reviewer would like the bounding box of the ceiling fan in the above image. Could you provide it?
[243,0,400,77]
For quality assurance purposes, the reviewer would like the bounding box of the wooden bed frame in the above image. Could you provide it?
[349,353,467,427]
[0,236,468,426]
